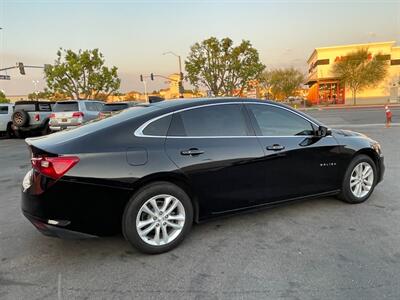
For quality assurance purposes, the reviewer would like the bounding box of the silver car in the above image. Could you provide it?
[50,100,104,131]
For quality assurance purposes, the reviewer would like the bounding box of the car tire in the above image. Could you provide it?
[338,154,377,204]
[14,130,25,139]
[122,181,193,254]
[41,123,51,136]
[4,123,14,139]
[12,110,29,127]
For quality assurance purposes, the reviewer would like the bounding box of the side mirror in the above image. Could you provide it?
[315,125,331,137]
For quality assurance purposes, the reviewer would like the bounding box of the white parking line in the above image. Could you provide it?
[328,123,400,128]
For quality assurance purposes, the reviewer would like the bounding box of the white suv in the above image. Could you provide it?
[0,103,15,138]
[49,100,104,131]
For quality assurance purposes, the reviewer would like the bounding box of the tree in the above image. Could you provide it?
[0,91,10,103]
[44,48,121,100]
[185,37,265,96]
[332,48,388,105]
[261,68,304,100]
[28,89,52,100]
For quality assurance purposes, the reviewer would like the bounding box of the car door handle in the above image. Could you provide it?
[266,144,285,151]
[181,149,205,156]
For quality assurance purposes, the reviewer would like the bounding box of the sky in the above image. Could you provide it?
[0,0,399,96]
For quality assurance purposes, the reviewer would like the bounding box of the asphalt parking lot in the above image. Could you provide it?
[0,107,399,299]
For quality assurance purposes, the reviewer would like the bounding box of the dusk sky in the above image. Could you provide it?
[0,0,399,95]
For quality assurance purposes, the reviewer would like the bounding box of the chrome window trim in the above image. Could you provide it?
[134,101,322,138]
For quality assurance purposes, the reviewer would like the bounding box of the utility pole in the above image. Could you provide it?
[163,51,184,98]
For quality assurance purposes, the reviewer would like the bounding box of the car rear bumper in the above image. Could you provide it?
[50,125,79,131]
[12,124,44,132]
[22,211,97,239]
[21,170,131,237]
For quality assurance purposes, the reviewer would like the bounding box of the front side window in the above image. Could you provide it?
[168,104,249,137]
[247,104,314,136]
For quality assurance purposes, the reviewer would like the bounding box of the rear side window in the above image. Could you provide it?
[15,104,36,111]
[102,103,128,112]
[142,115,172,136]
[0,106,8,114]
[85,102,99,111]
[247,104,314,136]
[38,103,52,111]
[168,104,249,137]
[53,102,79,112]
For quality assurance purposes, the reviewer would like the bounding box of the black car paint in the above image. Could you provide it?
[21,98,384,237]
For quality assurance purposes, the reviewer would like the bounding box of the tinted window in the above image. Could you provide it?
[95,102,104,111]
[85,102,99,111]
[102,103,128,112]
[53,102,79,112]
[169,104,249,137]
[15,104,36,111]
[143,115,172,136]
[248,104,314,136]
[0,106,8,114]
[38,103,52,111]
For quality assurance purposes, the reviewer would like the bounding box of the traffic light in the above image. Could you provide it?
[150,73,154,81]
[140,74,143,82]
[18,62,25,75]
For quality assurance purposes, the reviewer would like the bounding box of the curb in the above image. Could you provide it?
[297,104,400,111]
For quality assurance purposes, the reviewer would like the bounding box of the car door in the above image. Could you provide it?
[245,103,340,204]
[0,105,10,131]
[164,103,266,216]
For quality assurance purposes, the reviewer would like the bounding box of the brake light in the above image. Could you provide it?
[31,156,80,180]
[72,112,84,118]
[49,113,55,118]
[35,114,40,121]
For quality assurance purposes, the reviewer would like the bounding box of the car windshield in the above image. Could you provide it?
[101,103,129,112]
[53,102,79,112]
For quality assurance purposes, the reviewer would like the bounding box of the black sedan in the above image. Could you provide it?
[21,98,384,253]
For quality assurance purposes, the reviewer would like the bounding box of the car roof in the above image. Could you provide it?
[15,100,55,105]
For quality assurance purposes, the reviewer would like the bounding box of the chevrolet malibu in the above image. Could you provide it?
[21,98,384,253]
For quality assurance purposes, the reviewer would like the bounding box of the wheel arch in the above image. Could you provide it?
[353,148,381,181]
[129,172,200,223]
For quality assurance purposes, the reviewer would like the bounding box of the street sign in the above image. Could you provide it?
[0,75,11,80]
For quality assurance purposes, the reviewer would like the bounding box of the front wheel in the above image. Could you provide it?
[338,154,377,204]
[122,182,193,254]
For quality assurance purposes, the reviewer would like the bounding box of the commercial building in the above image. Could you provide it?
[306,41,400,105]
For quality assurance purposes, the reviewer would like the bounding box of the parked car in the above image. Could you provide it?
[11,101,54,138]
[98,101,138,119]
[22,98,384,253]
[49,100,104,131]
[0,103,15,138]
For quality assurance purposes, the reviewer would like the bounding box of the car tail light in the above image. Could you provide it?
[72,112,84,118]
[49,113,55,118]
[31,156,80,180]
[35,114,40,121]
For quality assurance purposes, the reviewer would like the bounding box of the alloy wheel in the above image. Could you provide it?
[136,194,185,246]
[350,162,374,198]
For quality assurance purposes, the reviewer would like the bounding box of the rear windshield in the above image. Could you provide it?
[101,103,128,112]
[53,102,79,112]
[15,104,36,111]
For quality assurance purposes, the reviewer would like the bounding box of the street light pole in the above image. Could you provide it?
[163,51,183,98]
[142,80,148,102]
